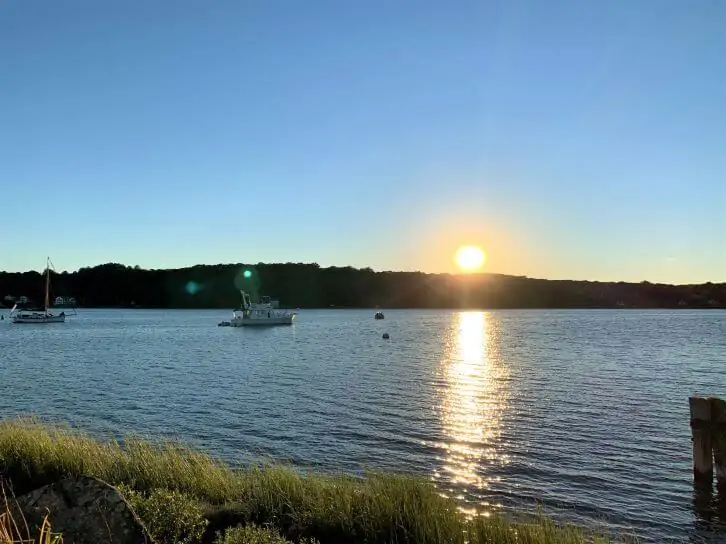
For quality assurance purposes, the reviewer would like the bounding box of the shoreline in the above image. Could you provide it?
[4,305,726,311]
[2,262,723,311]
[0,419,617,544]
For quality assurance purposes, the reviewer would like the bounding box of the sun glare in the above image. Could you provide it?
[455,245,486,272]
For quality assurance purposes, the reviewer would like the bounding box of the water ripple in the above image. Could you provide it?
[0,308,725,542]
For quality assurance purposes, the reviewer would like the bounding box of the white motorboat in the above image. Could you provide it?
[228,291,296,327]
[10,257,74,324]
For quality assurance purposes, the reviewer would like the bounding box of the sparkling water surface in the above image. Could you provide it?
[1,309,725,542]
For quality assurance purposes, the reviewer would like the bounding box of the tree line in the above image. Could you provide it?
[0,262,724,309]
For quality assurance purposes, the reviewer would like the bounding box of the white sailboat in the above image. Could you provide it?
[11,258,72,324]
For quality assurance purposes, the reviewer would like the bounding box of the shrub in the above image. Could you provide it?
[215,524,321,544]
[118,486,207,544]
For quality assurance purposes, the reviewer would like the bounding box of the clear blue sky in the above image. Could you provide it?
[1,0,724,283]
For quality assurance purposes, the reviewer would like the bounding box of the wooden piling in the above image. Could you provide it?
[710,397,726,490]
[690,396,713,486]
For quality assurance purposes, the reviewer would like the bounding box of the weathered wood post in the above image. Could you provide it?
[710,397,726,490]
[690,396,713,486]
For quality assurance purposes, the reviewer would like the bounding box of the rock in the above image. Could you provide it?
[13,476,154,544]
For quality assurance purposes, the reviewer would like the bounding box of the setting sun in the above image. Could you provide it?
[455,245,486,272]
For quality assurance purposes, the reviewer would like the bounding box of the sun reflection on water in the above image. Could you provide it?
[434,311,509,515]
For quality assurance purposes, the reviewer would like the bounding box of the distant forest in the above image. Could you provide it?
[0,262,724,310]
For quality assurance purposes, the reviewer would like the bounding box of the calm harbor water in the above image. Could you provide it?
[1,309,725,542]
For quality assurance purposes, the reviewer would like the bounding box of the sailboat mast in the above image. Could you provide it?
[44,257,50,311]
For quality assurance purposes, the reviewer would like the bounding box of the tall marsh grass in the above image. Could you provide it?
[0,484,62,544]
[0,418,613,544]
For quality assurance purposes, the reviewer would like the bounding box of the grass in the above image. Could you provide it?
[0,484,63,544]
[0,509,62,544]
[0,418,615,544]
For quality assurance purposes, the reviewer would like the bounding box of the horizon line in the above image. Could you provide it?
[0,260,723,288]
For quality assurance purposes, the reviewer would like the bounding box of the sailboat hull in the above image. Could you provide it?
[12,314,66,324]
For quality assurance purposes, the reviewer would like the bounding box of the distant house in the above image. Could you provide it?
[18,296,29,304]
[54,296,77,307]
[3,295,15,303]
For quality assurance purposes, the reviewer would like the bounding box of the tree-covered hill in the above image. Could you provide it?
[1,262,723,309]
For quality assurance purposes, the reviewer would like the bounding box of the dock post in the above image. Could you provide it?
[710,397,726,490]
[690,396,713,486]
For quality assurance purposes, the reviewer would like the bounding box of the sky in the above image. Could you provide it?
[1,0,724,283]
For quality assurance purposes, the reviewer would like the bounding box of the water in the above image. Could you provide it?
[1,309,725,542]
